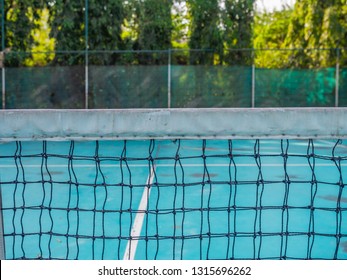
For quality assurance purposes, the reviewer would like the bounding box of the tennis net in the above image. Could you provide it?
[0,108,346,260]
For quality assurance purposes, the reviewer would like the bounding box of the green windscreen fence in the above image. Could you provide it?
[338,49,347,106]
[0,70,2,107]
[171,65,252,108]
[88,52,169,109]
[5,66,85,109]
[4,53,85,109]
[1,51,347,109]
[255,68,336,107]
[89,65,168,109]
[340,67,347,106]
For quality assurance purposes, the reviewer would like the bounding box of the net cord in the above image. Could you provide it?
[1,108,347,141]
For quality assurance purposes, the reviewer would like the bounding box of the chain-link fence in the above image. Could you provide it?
[1,48,346,109]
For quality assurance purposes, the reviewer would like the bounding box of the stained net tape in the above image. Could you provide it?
[0,139,346,260]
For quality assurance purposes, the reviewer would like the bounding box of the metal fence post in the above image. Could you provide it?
[335,48,340,107]
[1,65,4,110]
[168,49,171,108]
[251,50,255,108]
[1,0,5,109]
[85,0,89,109]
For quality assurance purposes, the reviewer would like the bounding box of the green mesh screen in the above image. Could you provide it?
[4,65,342,109]
[87,52,169,109]
[5,53,85,109]
[171,65,252,108]
[6,66,85,109]
[340,67,347,107]
[255,68,336,107]
[2,50,347,109]
[0,69,2,107]
[89,65,168,109]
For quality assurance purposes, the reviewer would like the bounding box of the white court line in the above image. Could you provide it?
[122,163,156,260]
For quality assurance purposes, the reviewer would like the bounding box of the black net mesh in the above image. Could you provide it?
[0,139,346,260]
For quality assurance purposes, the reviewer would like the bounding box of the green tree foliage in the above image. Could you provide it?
[254,0,347,68]
[254,9,292,50]
[116,0,173,64]
[0,1,56,66]
[171,1,190,64]
[88,0,124,51]
[171,0,190,49]
[87,0,124,65]
[223,0,255,65]
[50,0,125,65]
[188,0,222,65]
[283,0,347,67]
[25,7,55,66]
[2,0,34,51]
[253,8,292,68]
[1,0,346,68]
[186,0,255,65]
[1,0,38,65]
[50,0,84,52]
[137,0,172,64]
[318,0,347,66]
[0,0,5,50]
[138,0,172,50]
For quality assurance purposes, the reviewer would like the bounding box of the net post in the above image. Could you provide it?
[84,0,89,109]
[335,48,340,107]
[168,48,171,108]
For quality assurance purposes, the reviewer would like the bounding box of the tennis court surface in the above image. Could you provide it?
[0,108,346,260]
